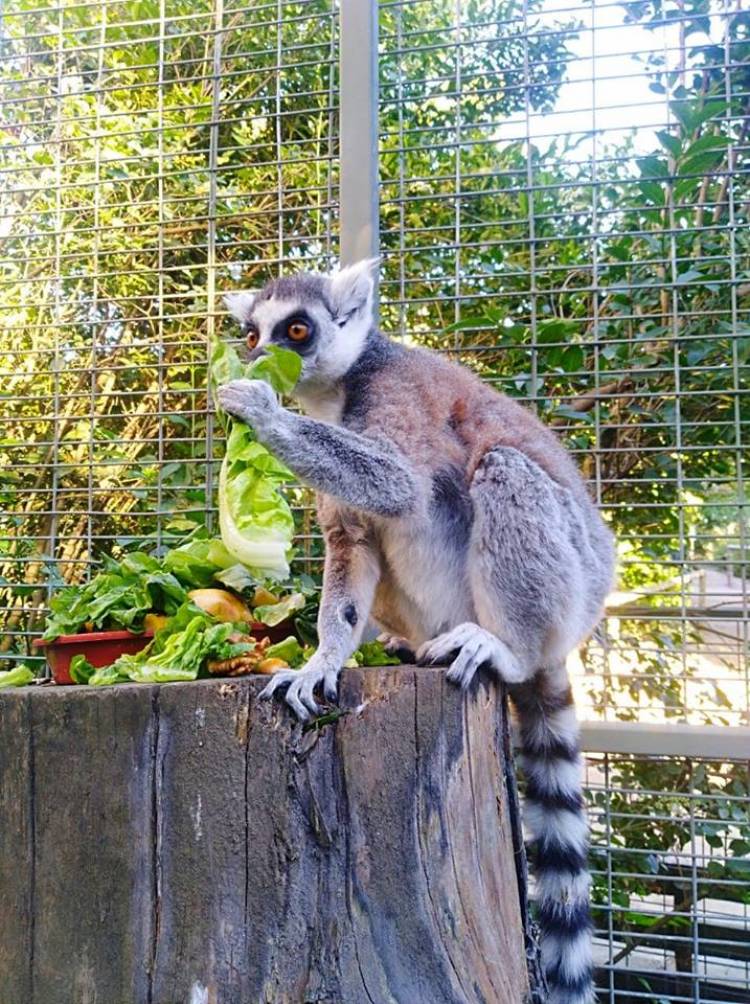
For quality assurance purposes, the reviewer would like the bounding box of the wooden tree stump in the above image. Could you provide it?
[0,667,543,1004]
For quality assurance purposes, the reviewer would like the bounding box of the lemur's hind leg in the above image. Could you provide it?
[418,446,598,689]
[419,446,602,1004]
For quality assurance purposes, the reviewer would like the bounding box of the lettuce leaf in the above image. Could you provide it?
[88,603,256,685]
[42,552,189,640]
[69,654,96,684]
[163,536,236,589]
[211,340,302,580]
[253,591,305,626]
[248,344,304,395]
[89,663,131,687]
[265,636,306,667]
[354,640,403,666]
[0,666,35,688]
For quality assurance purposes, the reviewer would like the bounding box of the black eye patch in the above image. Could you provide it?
[270,310,318,354]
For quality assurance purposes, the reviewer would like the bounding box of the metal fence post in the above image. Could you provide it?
[339,0,379,269]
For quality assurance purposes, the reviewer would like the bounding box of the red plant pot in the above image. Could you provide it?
[34,622,296,685]
[33,630,154,685]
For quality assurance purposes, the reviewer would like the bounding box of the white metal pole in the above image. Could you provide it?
[339,0,379,268]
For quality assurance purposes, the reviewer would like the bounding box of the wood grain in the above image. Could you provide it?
[0,668,541,1004]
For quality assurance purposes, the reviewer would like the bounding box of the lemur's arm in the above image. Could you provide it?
[218,379,417,517]
[260,510,380,719]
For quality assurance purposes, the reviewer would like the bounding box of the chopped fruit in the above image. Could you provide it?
[257,657,289,674]
[252,586,279,608]
[144,613,169,633]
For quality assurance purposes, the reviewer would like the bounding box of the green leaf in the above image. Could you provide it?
[213,563,258,593]
[638,180,666,205]
[0,666,35,688]
[69,654,96,684]
[681,133,732,160]
[355,640,403,666]
[656,131,681,158]
[89,663,131,687]
[210,342,300,579]
[638,155,670,179]
[550,405,595,424]
[670,98,726,134]
[537,319,580,344]
[209,338,245,411]
[675,268,703,285]
[253,591,305,626]
[265,635,305,667]
[247,344,303,395]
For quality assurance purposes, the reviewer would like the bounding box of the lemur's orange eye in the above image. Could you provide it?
[245,327,259,350]
[287,321,310,342]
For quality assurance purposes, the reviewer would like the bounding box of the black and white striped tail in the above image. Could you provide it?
[511,670,595,1004]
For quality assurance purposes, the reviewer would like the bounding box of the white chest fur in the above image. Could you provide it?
[296,387,345,424]
[377,516,475,640]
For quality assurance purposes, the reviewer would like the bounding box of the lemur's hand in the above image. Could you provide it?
[217,379,279,431]
[259,651,341,721]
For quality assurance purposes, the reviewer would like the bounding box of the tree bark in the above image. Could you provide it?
[0,667,543,1004]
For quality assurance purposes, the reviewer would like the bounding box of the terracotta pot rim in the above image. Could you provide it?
[33,629,154,648]
[33,623,280,649]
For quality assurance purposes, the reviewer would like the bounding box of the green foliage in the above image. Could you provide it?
[212,341,302,579]
[42,552,188,640]
[98,604,252,684]
[0,666,35,688]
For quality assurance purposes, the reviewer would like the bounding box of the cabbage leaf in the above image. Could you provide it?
[211,341,302,580]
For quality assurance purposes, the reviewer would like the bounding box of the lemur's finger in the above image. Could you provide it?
[416,639,458,666]
[258,670,297,700]
[283,685,312,722]
[379,633,416,662]
[295,675,322,717]
[447,641,485,690]
[323,672,339,703]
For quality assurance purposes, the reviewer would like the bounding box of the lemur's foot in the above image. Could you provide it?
[377,632,416,663]
[417,622,524,689]
[259,655,339,721]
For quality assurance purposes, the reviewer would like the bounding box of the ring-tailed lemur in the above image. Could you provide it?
[219,260,615,1004]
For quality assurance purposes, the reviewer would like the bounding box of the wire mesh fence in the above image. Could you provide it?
[586,752,750,1004]
[1,0,748,1001]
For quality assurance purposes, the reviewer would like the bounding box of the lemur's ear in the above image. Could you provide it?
[223,291,255,322]
[329,258,379,322]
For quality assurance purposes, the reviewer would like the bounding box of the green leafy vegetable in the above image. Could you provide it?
[253,591,305,626]
[69,654,96,684]
[265,635,306,667]
[212,563,258,593]
[163,536,236,589]
[0,666,35,688]
[247,344,304,395]
[89,663,131,687]
[94,603,257,685]
[211,340,302,580]
[42,552,189,641]
[354,641,403,666]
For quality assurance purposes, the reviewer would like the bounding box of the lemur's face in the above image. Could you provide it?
[224,261,376,392]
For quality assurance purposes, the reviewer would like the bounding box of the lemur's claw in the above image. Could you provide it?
[418,623,525,689]
[416,639,457,667]
[378,633,417,663]
[258,662,339,722]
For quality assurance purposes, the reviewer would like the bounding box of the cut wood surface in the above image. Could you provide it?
[0,667,543,1004]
